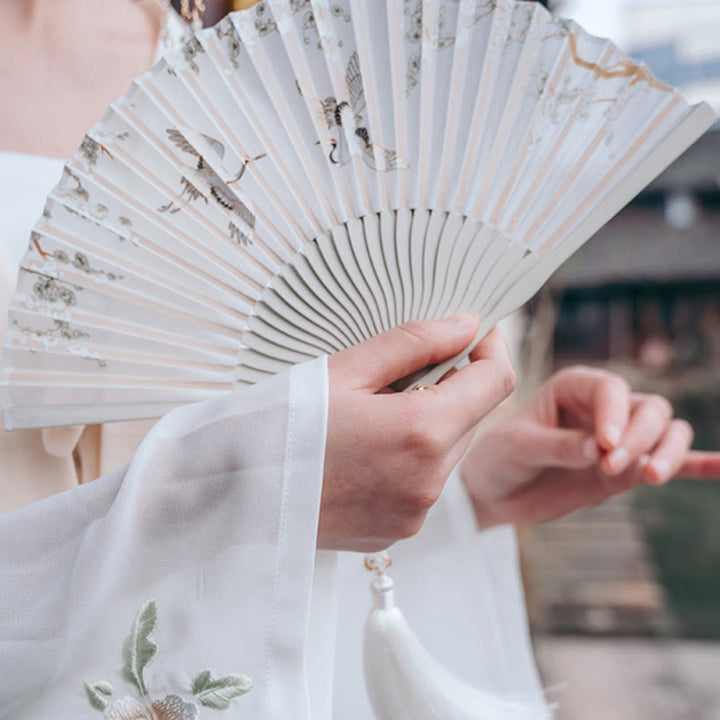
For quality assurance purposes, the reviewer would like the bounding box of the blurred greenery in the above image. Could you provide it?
[634,481,720,638]
[633,389,720,639]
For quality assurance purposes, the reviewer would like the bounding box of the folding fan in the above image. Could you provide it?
[1,0,716,429]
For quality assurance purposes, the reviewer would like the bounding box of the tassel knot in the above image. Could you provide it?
[370,572,395,610]
[362,551,554,719]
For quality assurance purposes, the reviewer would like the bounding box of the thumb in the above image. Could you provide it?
[519,424,600,470]
[328,313,480,391]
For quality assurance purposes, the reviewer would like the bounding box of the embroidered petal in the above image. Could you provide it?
[151,694,199,720]
[104,696,153,720]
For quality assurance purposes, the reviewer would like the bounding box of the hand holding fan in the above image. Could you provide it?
[1,1,716,717]
[2,0,715,428]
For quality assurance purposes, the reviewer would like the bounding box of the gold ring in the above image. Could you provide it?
[412,385,429,392]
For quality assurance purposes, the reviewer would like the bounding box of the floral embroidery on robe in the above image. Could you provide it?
[84,600,252,717]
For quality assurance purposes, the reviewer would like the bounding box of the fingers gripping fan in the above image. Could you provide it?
[2,0,715,428]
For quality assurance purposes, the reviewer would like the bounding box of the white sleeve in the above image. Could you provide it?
[0,357,328,720]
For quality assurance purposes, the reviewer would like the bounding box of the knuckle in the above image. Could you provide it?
[608,374,631,396]
[552,366,574,386]
[398,512,428,540]
[674,418,694,440]
[554,364,597,384]
[408,428,445,461]
[383,497,435,542]
[503,363,518,396]
[647,394,673,418]
[401,410,446,461]
[406,482,441,515]
[396,320,430,346]
[491,357,517,398]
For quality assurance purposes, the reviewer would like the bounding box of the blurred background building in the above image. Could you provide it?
[524,1,720,717]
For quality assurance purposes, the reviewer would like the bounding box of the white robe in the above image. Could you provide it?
[0,151,545,718]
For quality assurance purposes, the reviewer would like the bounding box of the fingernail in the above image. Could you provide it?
[648,459,671,485]
[583,437,599,462]
[451,312,479,331]
[604,424,622,448]
[606,447,630,474]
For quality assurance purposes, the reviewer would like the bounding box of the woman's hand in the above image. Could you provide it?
[461,365,720,530]
[319,315,517,552]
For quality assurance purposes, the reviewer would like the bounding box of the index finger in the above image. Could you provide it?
[427,327,517,442]
[551,367,632,450]
[679,451,720,479]
[329,314,479,391]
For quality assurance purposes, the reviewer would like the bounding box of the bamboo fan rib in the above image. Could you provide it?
[2,0,717,429]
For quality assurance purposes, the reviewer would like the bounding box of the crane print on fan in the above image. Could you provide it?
[160,128,266,246]
[304,51,405,172]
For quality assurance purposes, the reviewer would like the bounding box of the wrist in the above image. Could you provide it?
[458,455,501,532]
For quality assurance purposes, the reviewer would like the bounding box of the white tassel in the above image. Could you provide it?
[362,553,554,720]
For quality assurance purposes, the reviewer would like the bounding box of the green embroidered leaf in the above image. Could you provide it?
[191,671,253,710]
[83,680,113,712]
[191,670,212,695]
[122,599,158,697]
